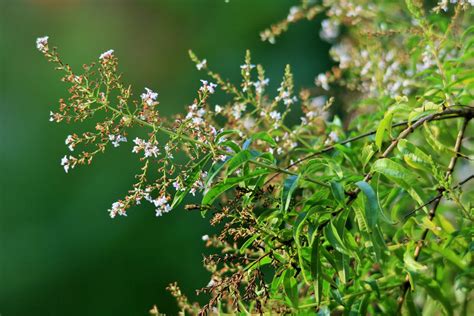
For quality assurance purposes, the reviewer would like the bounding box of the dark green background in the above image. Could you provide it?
[0,0,330,314]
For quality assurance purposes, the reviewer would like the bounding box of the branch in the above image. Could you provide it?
[264,106,474,186]
[402,174,474,220]
[396,116,471,313]
[309,108,473,246]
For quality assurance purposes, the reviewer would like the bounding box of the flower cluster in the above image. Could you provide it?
[132,137,159,158]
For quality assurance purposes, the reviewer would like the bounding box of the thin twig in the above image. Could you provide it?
[402,174,474,220]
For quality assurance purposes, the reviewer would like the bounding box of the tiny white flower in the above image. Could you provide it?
[287,6,300,22]
[325,131,339,145]
[199,80,218,94]
[108,134,127,147]
[311,96,327,108]
[36,36,49,53]
[196,59,207,70]
[253,78,269,94]
[214,105,223,114]
[108,201,127,218]
[231,103,246,119]
[202,234,209,241]
[269,110,282,121]
[316,73,330,91]
[61,155,69,172]
[99,49,114,60]
[320,19,340,42]
[173,181,181,191]
[65,135,74,151]
[140,87,158,106]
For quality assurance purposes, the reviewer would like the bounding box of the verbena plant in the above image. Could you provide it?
[38,0,473,315]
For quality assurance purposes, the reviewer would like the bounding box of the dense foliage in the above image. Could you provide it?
[38,0,473,315]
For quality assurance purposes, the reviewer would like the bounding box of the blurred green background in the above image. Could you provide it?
[0,0,330,314]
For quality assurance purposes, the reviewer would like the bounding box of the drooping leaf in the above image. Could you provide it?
[310,236,322,306]
[281,174,300,212]
[324,221,351,256]
[397,139,433,173]
[355,181,380,229]
[375,110,394,150]
[239,234,258,254]
[330,181,345,205]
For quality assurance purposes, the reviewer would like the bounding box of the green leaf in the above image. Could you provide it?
[429,243,467,270]
[416,274,453,316]
[281,174,300,212]
[215,129,239,142]
[249,131,277,147]
[227,149,253,175]
[404,250,428,273]
[397,139,433,173]
[283,269,298,308]
[310,236,322,306]
[240,234,258,254]
[202,169,269,205]
[375,111,394,150]
[355,181,379,229]
[371,158,425,206]
[219,140,241,153]
[324,221,350,256]
[330,181,345,205]
[407,102,441,123]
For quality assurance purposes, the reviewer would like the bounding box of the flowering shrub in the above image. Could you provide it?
[38,0,474,315]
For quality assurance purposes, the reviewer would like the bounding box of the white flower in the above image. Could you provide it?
[199,80,218,94]
[36,36,49,53]
[140,87,158,106]
[60,155,74,173]
[240,64,255,75]
[253,78,269,94]
[65,135,74,151]
[202,234,209,241]
[242,117,255,130]
[331,44,351,69]
[214,105,223,114]
[154,195,172,216]
[311,96,327,108]
[287,6,300,22]
[325,131,339,145]
[49,111,55,122]
[216,154,227,162]
[132,137,159,158]
[196,59,207,70]
[108,201,127,218]
[99,49,114,60]
[269,111,282,129]
[173,181,182,191]
[61,155,69,173]
[320,19,340,42]
[316,73,330,91]
[108,134,127,147]
[269,110,282,121]
[231,103,246,119]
